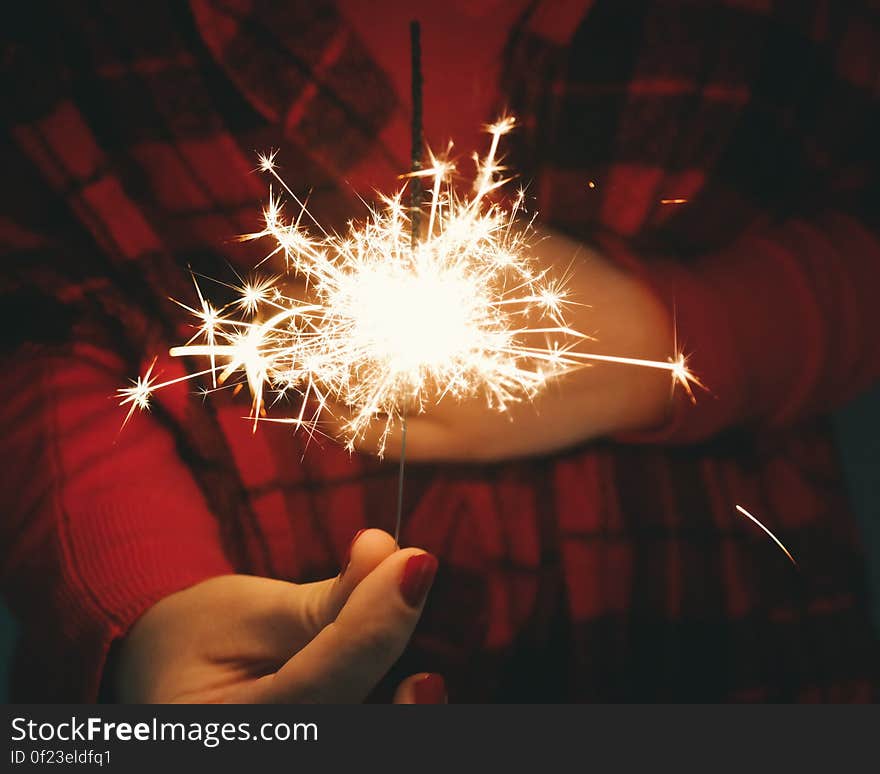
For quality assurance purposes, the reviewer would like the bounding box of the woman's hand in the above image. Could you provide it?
[114,529,443,703]
[337,230,678,462]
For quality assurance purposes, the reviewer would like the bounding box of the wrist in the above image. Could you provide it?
[539,229,677,438]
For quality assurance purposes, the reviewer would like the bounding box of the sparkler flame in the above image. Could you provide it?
[119,117,700,454]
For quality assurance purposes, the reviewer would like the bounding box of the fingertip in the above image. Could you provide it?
[273,549,439,703]
[413,673,446,704]
[354,528,399,557]
[398,550,438,609]
[318,529,400,626]
[341,528,397,577]
[394,673,447,704]
[336,545,437,624]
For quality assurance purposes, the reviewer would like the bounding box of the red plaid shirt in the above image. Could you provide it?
[1,0,879,701]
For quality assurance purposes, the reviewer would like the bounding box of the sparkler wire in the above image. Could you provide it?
[118,32,705,542]
[393,20,423,545]
[395,413,408,545]
[409,19,423,250]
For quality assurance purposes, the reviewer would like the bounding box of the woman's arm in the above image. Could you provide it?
[0,345,441,703]
[339,211,880,462]
[0,345,236,700]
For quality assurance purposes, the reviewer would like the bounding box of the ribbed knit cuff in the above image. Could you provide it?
[597,235,749,445]
[26,495,234,702]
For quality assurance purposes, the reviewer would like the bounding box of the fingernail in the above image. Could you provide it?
[413,673,446,704]
[400,552,438,607]
[341,529,367,575]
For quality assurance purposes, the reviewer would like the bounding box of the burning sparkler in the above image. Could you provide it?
[118,115,699,459]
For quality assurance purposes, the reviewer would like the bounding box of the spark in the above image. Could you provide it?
[735,505,798,567]
[660,198,688,205]
[120,119,701,455]
[257,149,278,173]
[237,275,278,315]
[118,357,158,428]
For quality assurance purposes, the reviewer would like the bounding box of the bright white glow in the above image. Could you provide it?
[119,117,700,455]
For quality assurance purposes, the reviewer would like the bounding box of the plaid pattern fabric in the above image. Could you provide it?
[1,0,878,701]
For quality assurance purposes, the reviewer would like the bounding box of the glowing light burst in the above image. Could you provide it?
[119,117,700,454]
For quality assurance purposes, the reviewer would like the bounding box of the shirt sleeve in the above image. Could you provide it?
[0,13,237,700]
[0,343,234,701]
[605,5,880,445]
[605,208,880,444]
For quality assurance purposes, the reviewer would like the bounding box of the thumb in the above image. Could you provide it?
[293,528,399,637]
[245,548,438,703]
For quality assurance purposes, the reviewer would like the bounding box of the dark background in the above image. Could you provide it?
[1,385,877,701]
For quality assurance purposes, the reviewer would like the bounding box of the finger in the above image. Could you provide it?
[393,673,447,704]
[245,548,438,703]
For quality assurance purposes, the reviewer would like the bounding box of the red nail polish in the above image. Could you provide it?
[413,673,446,704]
[400,552,438,607]
[341,529,367,574]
